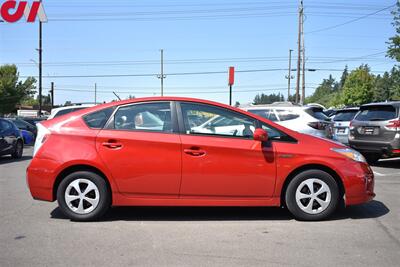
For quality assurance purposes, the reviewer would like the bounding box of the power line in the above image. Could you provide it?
[305,4,396,34]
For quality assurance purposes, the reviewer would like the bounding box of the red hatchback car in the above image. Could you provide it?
[27,97,375,221]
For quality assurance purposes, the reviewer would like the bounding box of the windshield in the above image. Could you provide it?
[355,105,397,121]
[333,110,358,121]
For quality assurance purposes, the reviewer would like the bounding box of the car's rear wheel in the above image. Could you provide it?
[57,171,110,221]
[11,140,23,159]
[363,153,381,165]
[285,170,340,221]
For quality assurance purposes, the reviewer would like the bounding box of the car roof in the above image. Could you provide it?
[361,101,400,108]
[51,104,95,113]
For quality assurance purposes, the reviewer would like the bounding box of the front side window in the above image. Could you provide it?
[114,102,172,132]
[181,102,256,138]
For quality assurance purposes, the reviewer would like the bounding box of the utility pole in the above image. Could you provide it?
[285,49,293,101]
[301,8,306,105]
[94,83,97,104]
[38,20,43,115]
[50,82,54,108]
[157,49,166,96]
[295,0,303,104]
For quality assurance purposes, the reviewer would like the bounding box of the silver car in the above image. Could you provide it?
[242,103,333,139]
[332,107,359,145]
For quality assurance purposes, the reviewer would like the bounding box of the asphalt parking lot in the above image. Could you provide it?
[0,147,399,266]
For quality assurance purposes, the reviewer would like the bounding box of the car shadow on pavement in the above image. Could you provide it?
[0,155,32,165]
[373,158,400,169]
[50,200,389,222]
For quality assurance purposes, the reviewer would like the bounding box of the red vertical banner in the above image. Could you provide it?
[228,66,235,86]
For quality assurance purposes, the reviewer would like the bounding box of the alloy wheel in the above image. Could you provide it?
[295,178,332,215]
[64,179,100,214]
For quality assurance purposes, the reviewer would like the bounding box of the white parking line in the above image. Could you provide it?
[373,171,400,177]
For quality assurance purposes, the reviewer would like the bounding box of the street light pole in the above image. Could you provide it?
[38,20,42,115]
[286,49,293,101]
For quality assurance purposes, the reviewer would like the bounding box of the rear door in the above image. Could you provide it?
[96,101,182,197]
[352,105,398,142]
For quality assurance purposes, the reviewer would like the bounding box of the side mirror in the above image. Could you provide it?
[253,128,268,142]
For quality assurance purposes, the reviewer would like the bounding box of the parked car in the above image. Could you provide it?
[27,97,375,221]
[48,104,95,120]
[332,107,359,145]
[0,118,24,158]
[8,118,37,137]
[349,102,400,164]
[243,104,333,139]
[20,129,35,145]
[19,117,47,126]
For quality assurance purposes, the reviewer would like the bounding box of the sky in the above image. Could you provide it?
[0,0,398,106]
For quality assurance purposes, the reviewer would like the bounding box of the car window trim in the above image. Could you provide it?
[103,100,179,134]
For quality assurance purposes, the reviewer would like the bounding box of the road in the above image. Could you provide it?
[1,147,399,266]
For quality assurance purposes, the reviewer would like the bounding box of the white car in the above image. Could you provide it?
[331,107,359,145]
[242,104,333,139]
[48,104,95,120]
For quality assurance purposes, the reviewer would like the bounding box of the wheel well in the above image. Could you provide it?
[280,164,345,207]
[53,165,112,202]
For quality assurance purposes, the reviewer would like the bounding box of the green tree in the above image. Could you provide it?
[339,65,349,90]
[305,75,338,107]
[234,101,240,107]
[341,65,375,106]
[374,72,392,102]
[389,67,400,100]
[0,64,36,115]
[387,1,400,62]
[253,93,284,104]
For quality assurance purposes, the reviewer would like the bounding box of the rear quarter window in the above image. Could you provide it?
[275,109,300,121]
[247,109,278,121]
[355,105,397,121]
[83,107,114,129]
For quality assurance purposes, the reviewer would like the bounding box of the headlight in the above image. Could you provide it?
[331,147,366,163]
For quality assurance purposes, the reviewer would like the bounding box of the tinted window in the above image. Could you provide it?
[260,123,296,142]
[114,102,172,132]
[0,120,12,133]
[181,103,256,138]
[275,109,300,121]
[247,109,278,121]
[305,108,330,121]
[355,105,397,121]
[333,110,358,121]
[54,107,86,118]
[84,107,114,129]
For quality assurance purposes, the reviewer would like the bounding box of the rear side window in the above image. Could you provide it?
[333,110,358,121]
[275,109,300,121]
[355,105,397,121]
[247,109,278,121]
[84,107,114,129]
[305,108,330,121]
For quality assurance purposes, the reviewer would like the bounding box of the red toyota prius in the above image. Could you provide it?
[27,97,375,221]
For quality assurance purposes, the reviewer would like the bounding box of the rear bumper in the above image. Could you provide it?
[349,138,400,156]
[26,157,59,202]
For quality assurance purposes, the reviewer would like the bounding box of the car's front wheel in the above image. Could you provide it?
[285,170,340,221]
[57,171,110,221]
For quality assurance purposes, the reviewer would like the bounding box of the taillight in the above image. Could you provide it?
[386,119,400,129]
[33,123,51,157]
[308,121,329,130]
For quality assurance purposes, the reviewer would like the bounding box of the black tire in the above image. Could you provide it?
[363,153,381,165]
[285,169,340,221]
[11,140,23,159]
[57,171,110,221]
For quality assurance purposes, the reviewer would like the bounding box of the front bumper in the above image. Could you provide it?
[344,162,375,206]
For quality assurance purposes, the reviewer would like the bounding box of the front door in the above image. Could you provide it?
[178,102,276,198]
[97,101,181,197]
